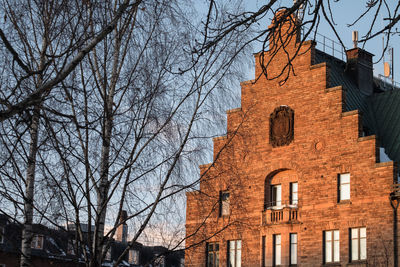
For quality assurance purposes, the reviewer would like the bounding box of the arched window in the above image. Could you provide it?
[264,169,299,210]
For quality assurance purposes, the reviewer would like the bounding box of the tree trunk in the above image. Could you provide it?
[20,105,41,267]
[91,94,114,267]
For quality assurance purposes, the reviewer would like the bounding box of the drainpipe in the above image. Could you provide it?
[390,192,399,267]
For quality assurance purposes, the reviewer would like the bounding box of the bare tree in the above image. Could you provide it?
[1,1,400,266]
[1,0,251,266]
[0,0,140,266]
[1,1,400,121]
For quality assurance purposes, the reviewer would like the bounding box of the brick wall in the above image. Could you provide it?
[185,12,396,267]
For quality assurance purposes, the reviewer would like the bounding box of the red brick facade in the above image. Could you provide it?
[185,12,398,267]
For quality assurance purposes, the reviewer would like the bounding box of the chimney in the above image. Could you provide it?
[116,210,128,243]
[345,47,374,96]
[268,9,301,49]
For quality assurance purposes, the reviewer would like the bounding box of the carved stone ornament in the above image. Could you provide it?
[269,106,294,147]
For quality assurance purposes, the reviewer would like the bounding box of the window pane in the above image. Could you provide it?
[341,173,350,183]
[325,240,332,263]
[351,228,358,238]
[290,233,297,264]
[334,230,339,241]
[340,183,350,200]
[229,251,235,266]
[291,243,297,264]
[275,235,281,265]
[237,240,241,249]
[276,244,281,265]
[325,231,332,241]
[352,239,359,261]
[276,185,281,206]
[236,249,241,267]
[291,233,297,243]
[360,227,366,238]
[292,192,298,204]
[360,237,367,260]
[334,239,340,262]
[221,192,230,216]
[275,234,281,245]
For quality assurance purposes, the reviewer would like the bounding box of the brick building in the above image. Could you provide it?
[0,213,184,266]
[185,11,400,267]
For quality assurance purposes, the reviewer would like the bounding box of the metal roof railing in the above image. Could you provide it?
[300,27,400,89]
[377,74,400,91]
[301,26,346,61]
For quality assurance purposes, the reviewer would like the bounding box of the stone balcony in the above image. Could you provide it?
[262,203,300,225]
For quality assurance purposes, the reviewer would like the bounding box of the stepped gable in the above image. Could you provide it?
[185,9,398,267]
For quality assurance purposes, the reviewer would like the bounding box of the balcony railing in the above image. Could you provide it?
[262,202,300,225]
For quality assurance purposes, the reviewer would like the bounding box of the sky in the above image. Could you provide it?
[244,0,400,84]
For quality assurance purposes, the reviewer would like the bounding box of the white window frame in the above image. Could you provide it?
[290,182,298,205]
[351,227,367,261]
[324,230,340,263]
[228,240,241,267]
[31,234,43,249]
[290,233,297,265]
[220,191,230,216]
[339,173,350,201]
[271,184,282,208]
[273,234,281,266]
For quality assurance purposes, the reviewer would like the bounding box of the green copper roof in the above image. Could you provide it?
[315,49,400,161]
[367,90,400,161]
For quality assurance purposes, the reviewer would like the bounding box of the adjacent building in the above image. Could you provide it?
[185,11,400,267]
[0,213,184,266]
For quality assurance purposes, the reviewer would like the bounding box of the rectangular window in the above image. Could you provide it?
[351,227,367,261]
[129,249,140,264]
[67,240,76,255]
[0,226,3,244]
[31,235,43,249]
[290,182,298,205]
[324,230,339,263]
[220,191,230,216]
[271,185,282,207]
[290,233,297,265]
[206,242,219,267]
[273,234,281,266]
[228,240,241,267]
[262,236,266,267]
[339,173,350,201]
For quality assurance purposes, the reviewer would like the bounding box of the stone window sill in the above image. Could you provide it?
[322,263,341,267]
[347,260,367,266]
[337,200,352,205]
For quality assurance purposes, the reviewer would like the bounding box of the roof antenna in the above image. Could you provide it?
[352,31,358,48]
